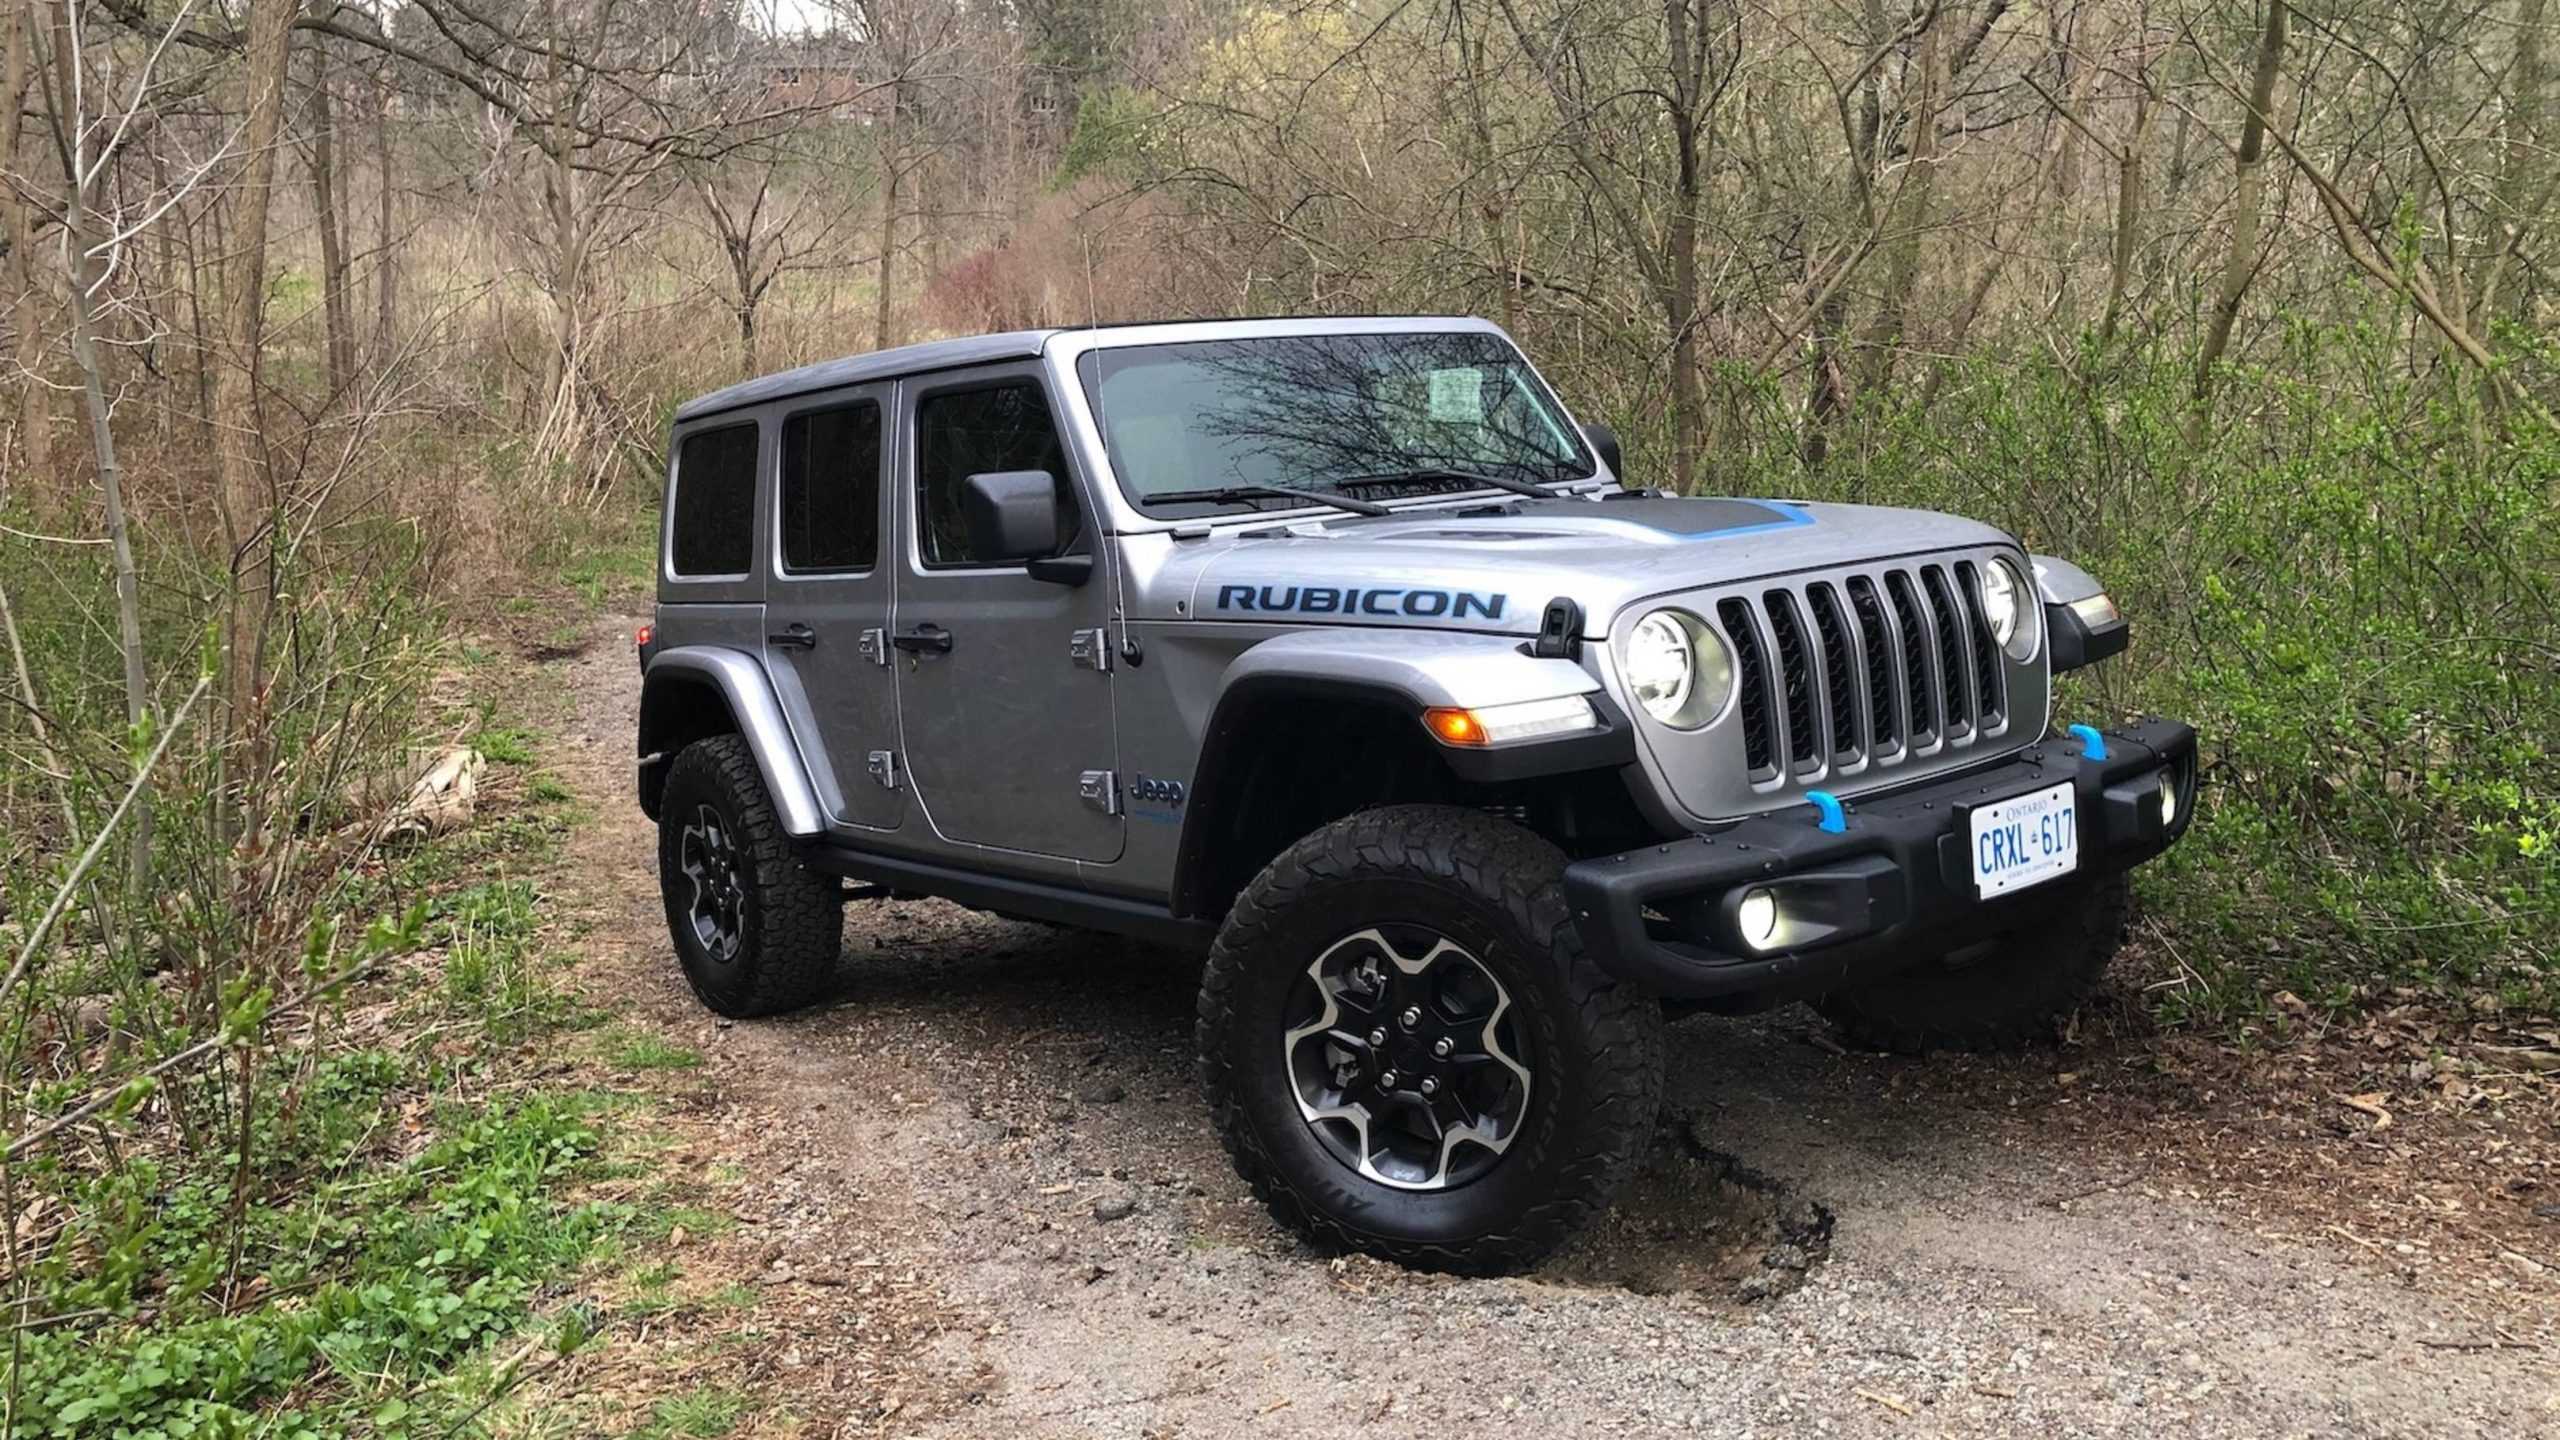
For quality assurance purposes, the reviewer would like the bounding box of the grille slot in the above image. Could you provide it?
[1762,589,1821,772]
[1845,576,1900,753]
[1806,583,1860,760]
[1954,561,2007,727]
[1920,565,1972,738]
[1705,557,2015,787]
[1716,598,1776,775]
[1885,570,1938,744]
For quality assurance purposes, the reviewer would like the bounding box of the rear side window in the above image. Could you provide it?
[670,423,758,577]
[780,402,881,573]
[916,382,1071,567]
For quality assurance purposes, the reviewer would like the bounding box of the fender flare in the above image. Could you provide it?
[1169,630,1634,919]
[2029,554,2131,673]
[639,646,828,837]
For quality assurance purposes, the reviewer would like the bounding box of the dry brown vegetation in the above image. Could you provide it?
[0,0,2554,1432]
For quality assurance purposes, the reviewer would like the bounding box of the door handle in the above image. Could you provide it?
[890,623,953,656]
[767,622,817,651]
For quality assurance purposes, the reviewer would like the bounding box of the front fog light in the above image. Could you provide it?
[1737,888,1780,950]
[2157,769,2179,827]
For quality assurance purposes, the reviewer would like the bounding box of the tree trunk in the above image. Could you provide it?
[874,149,902,351]
[2476,0,2547,331]
[2098,70,2153,346]
[41,6,154,891]
[306,40,354,397]
[3,0,46,486]
[2190,0,2287,439]
[371,60,397,362]
[1858,13,1944,395]
[212,0,299,794]
[1661,0,1706,492]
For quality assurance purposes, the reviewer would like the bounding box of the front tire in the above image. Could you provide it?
[1816,874,2131,1053]
[1197,805,1663,1274]
[656,735,841,1018]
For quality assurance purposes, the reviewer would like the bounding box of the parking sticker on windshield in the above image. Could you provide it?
[1427,367,1483,422]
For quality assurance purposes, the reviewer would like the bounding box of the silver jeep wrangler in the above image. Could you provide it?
[637,316,2196,1272]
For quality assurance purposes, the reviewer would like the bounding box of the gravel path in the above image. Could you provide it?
[554,615,2556,1438]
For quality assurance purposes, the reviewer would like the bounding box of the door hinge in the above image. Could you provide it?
[1078,768,1121,815]
[857,627,888,667]
[1069,626,1112,672]
[866,749,901,790]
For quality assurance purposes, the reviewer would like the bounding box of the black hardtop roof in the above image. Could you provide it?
[668,315,1495,426]
[672,329,1056,424]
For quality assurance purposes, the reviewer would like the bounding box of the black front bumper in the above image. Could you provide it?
[1564,720,2197,1001]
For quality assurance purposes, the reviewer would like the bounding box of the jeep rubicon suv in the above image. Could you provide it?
[636,316,2195,1272]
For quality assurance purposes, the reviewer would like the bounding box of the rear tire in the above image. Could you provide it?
[1816,874,2131,1054]
[656,735,840,1018]
[1197,805,1663,1274]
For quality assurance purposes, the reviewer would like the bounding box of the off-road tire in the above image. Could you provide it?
[1816,874,2131,1054]
[1197,804,1664,1274]
[656,735,840,1018]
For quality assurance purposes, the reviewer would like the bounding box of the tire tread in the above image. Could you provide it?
[1197,804,1662,1274]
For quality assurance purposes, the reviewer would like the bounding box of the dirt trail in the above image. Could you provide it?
[547,613,2557,1438]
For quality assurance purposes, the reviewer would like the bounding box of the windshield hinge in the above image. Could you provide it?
[1534,597,1584,660]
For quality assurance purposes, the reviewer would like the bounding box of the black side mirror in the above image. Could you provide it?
[1583,421,1624,482]
[961,469,1091,585]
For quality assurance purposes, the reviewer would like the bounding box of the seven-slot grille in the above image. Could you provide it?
[1713,559,2010,780]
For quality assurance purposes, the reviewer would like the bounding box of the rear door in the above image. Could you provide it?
[761,386,905,830]
[891,364,1123,863]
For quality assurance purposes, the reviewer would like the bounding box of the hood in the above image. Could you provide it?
[1154,496,2016,635]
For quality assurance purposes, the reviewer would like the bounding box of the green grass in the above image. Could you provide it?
[475,723,541,765]
[628,1387,751,1439]
[601,1027,704,1072]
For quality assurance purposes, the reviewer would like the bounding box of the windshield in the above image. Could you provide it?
[1075,332,1596,514]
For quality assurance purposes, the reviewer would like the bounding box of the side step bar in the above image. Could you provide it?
[796,842,1215,950]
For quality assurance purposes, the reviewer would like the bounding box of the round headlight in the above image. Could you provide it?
[1625,613,1693,720]
[2157,769,2179,828]
[1623,609,1735,729]
[1982,558,2037,661]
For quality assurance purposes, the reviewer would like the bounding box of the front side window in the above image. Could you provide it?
[1076,332,1594,514]
[780,401,882,574]
[915,381,1072,567]
[670,422,759,576]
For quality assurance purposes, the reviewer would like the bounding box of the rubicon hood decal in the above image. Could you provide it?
[1213,584,1507,620]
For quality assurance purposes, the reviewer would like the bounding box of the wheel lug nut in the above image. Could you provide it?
[1367,1027,1387,1046]
[1378,1069,1399,1089]
[1419,1077,1439,1095]
[1432,1037,1453,1058]
[1399,1006,1422,1028]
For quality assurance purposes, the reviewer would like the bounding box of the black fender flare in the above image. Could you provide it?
[638,647,828,836]
[1167,656,1636,921]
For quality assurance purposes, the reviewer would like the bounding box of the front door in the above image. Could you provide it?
[763,386,905,830]
[892,364,1122,863]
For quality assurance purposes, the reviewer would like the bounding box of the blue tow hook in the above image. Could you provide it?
[2066,723,2109,762]
[1804,790,1847,835]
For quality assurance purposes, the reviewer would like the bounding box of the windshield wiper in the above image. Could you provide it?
[1149,483,1391,518]
[1337,467,1561,501]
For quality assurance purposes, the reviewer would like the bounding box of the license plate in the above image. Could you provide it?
[1968,781,2079,898]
